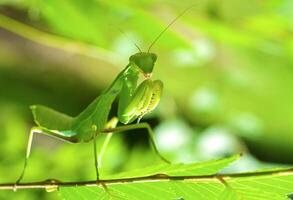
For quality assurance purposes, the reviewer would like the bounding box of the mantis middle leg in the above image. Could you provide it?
[101,122,170,164]
[93,117,119,180]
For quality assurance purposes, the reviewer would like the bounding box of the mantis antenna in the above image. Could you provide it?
[116,27,142,53]
[147,5,196,52]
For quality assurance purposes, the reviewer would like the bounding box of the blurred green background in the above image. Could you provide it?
[0,0,293,199]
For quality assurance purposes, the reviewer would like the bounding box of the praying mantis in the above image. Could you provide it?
[16,8,192,185]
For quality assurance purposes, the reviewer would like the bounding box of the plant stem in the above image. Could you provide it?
[0,14,122,65]
[1,168,292,191]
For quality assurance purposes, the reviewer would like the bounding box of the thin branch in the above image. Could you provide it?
[1,168,292,191]
[0,14,122,65]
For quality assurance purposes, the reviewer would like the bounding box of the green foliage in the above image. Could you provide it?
[105,154,240,179]
[59,156,293,200]
[0,0,293,200]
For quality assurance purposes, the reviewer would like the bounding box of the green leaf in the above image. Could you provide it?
[218,187,241,200]
[38,0,107,46]
[226,169,293,200]
[104,154,241,179]
[59,167,293,200]
[58,154,293,200]
[59,155,241,199]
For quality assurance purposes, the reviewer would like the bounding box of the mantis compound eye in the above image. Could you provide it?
[150,53,157,62]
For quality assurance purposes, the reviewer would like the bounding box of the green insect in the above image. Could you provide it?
[16,8,191,185]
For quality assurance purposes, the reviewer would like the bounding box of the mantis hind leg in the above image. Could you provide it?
[15,127,77,187]
[15,127,37,185]
[101,122,170,164]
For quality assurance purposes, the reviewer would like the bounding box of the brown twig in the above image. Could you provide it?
[1,168,292,191]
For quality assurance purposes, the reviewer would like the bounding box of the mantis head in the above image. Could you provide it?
[128,6,193,78]
[129,52,157,78]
